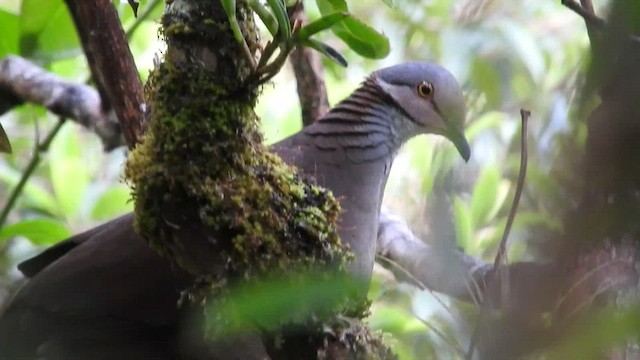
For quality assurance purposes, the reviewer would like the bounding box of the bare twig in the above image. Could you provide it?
[410,307,467,357]
[0,56,123,150]
[0,118,66,228]
[377,255,460,323]
[466,109,530,360]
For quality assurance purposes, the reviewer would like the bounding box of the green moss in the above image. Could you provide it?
[125,1,376,349]
[126,62,349,277]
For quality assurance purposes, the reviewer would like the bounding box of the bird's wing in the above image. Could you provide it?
[18,216,119,278]
[0,213,198,358]
[14,135,305,279]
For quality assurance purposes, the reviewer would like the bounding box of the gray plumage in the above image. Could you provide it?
[0,62,469,359]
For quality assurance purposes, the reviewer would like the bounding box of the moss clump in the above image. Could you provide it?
[125,58,351,312]
[124,1,378,352]
[264,316,397,360]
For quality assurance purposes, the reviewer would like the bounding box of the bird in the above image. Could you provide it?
[0,62,470,359]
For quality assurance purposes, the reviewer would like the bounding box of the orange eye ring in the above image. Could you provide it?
[417,81,434,98]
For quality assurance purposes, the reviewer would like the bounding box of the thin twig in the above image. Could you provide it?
[376,254,466,356]
[0,118,66,228]
[411,309,467,357]
[552,259,630,317]
[465,109,530,360]
[377,255,461,323]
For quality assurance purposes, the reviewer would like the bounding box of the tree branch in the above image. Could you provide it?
[0,56,124,150]
[561,0,606,30]
[289,2,330,126]
[64,0,145,149]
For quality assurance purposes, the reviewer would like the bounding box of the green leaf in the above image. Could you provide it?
[300,38,348,67]
[20,0,80,61]
[471,58,502,109]
[0,10,19,59]
[333,17,389,59]
[248,0,279,36]
[266,0,291,41]
[91,184,133,221]
[470,166,501,229]
[316,0,389,59]
[221,0,244,43]
[465,111,507,141]
[316,0,347,12]
[453,196,472,251]
[0,165,59,216]
[0,218,70,246]
[49,126,91,219]
[295,11,349,41]
[0,123,11,153]
[207,272,360,335]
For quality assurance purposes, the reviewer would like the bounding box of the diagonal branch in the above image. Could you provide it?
[289,2,330,126]
[64,0,145,149]
[0,56,123,150]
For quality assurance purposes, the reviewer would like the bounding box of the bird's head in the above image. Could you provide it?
[374,62,471,162]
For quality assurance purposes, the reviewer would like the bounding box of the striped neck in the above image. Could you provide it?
[304,75,420,163]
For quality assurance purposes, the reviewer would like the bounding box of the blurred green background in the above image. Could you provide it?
[0,0,598,358]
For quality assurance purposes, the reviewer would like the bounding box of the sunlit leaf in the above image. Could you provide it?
[295,11,349,41]
[465,111,507,141]
[0,218,70,246]
[91,184,133,221]
[316,0,390,59]
[0,165,59,215]
[0,10,19,59]
[453,196,472,251]
[20,0,80,61]
[49,126,91,219]
[206,272,360,335]
[332,17,390,59]
[471,58,502,109]
[470,166,501,229]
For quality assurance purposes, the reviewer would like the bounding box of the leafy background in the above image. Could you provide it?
[0,0,597,358]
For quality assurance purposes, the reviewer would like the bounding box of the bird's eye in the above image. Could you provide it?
[417,81,434,98]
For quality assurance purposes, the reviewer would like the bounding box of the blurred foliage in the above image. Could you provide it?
[0,0,624,358]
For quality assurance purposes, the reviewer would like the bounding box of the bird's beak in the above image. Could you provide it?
[445,124,471,162]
